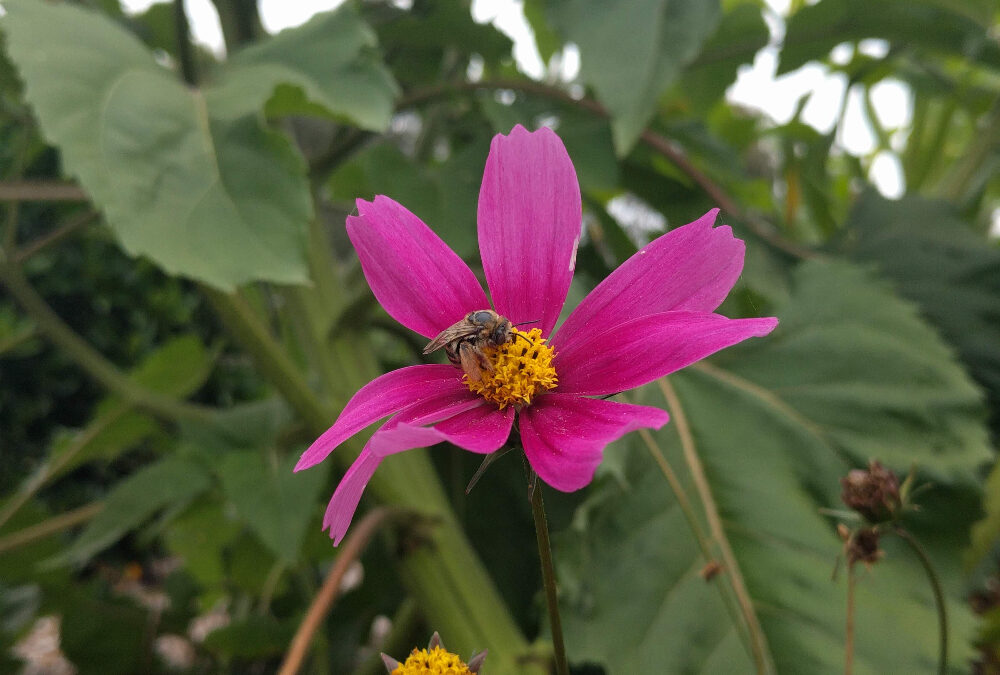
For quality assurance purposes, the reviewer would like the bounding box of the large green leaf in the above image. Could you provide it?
[841,191,1000,437]
[55,455,212,566]
[779,0,1000,75]
[216,450,329,563]
[548,0,721,154]
[557,261,989,673]
[208,5,398,128]
[839,192,1000,566]
[2,0,311,290]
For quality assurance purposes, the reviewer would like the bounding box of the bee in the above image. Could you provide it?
[423,310,533,382]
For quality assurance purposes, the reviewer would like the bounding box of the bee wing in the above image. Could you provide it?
[423,321,479,354]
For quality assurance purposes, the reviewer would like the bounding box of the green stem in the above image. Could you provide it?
[0,262,217,426]
[523,458,569,675]
[896,527,948,675]
[173,0,198,86]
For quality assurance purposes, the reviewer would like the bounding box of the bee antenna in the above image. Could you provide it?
[513,332,534,346]
[512,319,539,327]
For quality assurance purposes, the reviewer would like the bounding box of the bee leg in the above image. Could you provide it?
[459,342,484,382]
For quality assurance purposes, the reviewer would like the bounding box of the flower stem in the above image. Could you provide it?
[896,527,948,675]
[523,458,570,675]
[845,562,855,675]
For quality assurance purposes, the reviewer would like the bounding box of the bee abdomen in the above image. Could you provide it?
[444,343,462,367]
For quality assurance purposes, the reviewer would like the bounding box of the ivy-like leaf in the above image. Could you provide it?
[217,450,329,563]
[54,455,212,567]
[208,5,399,129]
[2,0,311,290]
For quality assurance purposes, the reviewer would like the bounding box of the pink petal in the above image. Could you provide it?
[520,395,669,492]
[478,125,582,335]
[348,196,490,339]
[295,364,463,472]
[555,311,779,396]
[323,447,381,545]
[553,209,746,348]
[322,403,514,545]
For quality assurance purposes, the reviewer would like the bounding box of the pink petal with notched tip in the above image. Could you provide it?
[555,311,779,396]
[322,404,514,545]
[294,364,464,472]
[552,209,746,349]
[323,447,381,545]
[478,125,582,336]
[348,196,489,339]
[520,394,670,492]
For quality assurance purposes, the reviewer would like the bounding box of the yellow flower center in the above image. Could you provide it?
[465,327,557,409]
[391,645,473,675]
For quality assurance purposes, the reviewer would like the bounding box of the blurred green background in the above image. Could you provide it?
[1,0,998,673]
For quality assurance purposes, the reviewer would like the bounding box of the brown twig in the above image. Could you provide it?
[14,210,99,263]
[278,508,397,675]
[399,79,815,260]
[0,501,104,555]
[657,377,774,674]
[0,181,88,202]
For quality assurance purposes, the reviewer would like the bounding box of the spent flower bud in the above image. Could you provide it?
[840,460,902,523]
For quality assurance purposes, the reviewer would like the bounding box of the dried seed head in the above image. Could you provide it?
[841,460,902,524]
[846,527,884,567]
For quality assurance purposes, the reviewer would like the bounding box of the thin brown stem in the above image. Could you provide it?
[278,508,396,675]
[0,181,88,202]
[14,210,99,263]
[635,425,756,661]
[523,459,569,675]
[845,562,855,675]
[0,502,104,555]
[657,378,774,674]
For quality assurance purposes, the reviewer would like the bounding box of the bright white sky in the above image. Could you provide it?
[121,0,912,198]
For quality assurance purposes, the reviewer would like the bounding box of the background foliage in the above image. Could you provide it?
[1,0,998,673]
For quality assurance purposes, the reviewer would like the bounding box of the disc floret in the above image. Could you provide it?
[465,327,557,409]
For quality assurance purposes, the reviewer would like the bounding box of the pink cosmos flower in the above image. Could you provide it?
[295,125,778,544]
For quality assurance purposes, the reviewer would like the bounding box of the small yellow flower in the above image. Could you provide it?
[381,632,486,675]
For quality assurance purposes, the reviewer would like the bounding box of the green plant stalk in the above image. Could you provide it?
[0,262,218,426]
[896,527,948,675]
[523,460,570,675]
[204,285,543,675]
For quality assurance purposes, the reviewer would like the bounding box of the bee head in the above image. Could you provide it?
[490,317,512,346]
[470,310,496,325]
